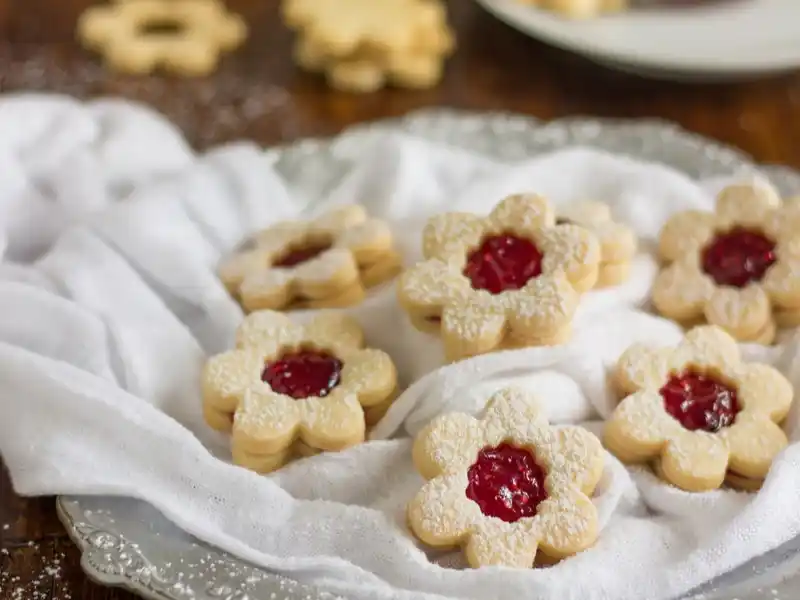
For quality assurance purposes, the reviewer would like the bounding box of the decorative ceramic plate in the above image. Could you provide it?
[474,0,800,81]
[58,110,800,600]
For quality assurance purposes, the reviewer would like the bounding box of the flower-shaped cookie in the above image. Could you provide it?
[408,387,604,568]
[605,325,793,492]
[219,205,395,312]
[652,180,800,343]
[398,194,601,361]
[557,201,637,287]
[77,0,247,76]
[201,310,397,471]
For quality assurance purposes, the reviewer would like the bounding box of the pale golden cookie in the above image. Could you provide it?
[283,0,455,92]
[204,402,234,432]
[604,325,792,492]
[231,439,322,474]
[77,0,246,75]
[408,387,603,568]
[724,471,765,492]
[557,201,637,289]
[220,206,394,311]
[653,180,800,343]
[360,250,404,289]
[775,306,800,329]
[398,193,601,362]
[201,310,397,472]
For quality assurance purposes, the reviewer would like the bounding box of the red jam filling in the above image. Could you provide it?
[700,228,776,288]
[463,234,544,294]
[659,368,740,432]
[261,349,343,399]
[273,242,331,268]
[465,443,548,523]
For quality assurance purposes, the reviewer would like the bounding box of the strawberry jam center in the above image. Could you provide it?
[465,443,548,523]
[261,349,343,399]
[463,234,544,294]
[700,228,776,288]
[659,369,740,432]
[273,242,331,268]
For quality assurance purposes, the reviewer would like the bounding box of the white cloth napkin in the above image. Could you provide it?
[3,96,800,600]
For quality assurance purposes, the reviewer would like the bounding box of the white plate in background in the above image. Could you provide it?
[475,0,800,80]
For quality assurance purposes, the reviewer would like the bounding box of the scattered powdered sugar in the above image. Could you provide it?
[0,543,69,600]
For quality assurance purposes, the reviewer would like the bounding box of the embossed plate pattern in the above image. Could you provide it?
[58,110,800,600]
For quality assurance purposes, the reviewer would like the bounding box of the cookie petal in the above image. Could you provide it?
[292,248,359,286]
[660,431,729,492]
[202,349,266,412]
[481,387,551,448]
[490,193,555,233]
[658,210,716,263]
[340,348,397,407]
[615,344,671,396]
[335,218,394,257]
[734,363,793,421]
[546,427,605,495]
[218,248,270,292]
[722,413,788,480]
[704,285,771,340]
[299,394,365,451]
[412,412,485,479]
[652,259,715,322]
[407,472,481,547]
[310,205,367,233]
[303,312,365,350]
[232,386,302,454]
[715,180,781,228]
[465,519,538,568]
[604,390,678,463]
[235,310,301,350]
[762,258,800,310]
[536,224,602,288]
[669,325,741,373]
[422,213,485,260]
[398,259,469,312]
[507,274,580,339]
[557,200,611,226]
[441,303,506,361]
[537,482,598,559]
[239,269,294,312]
[592,221,638,263]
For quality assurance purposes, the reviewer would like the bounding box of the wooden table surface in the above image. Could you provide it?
[1,0,799,598]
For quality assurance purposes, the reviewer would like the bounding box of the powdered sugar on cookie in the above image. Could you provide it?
[408,387,603,568]
[605,325,793,492]
[399,194,600,361]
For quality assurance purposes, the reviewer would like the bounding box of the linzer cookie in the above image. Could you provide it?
[556,201,637,288]
[283,0,455,92]
[219,206,401,312]
[605,325,792,492]
[201,310,397,473]
[398,193,601,361]
[77,0,247,76]
[652,180,800,344]
[408,387,604,567]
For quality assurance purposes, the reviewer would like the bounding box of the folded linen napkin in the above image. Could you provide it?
[1,97,800,600]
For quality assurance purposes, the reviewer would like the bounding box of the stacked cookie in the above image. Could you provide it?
[556,201,637,288]
[202,311,398,473]
[652,181,800,345]
[219,206,403,312]
[282,0,455,92]
[77,0,247,76]
[398,194,609,362]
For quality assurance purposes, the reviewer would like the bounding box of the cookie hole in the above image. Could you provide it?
[261,345,343,399]
[660,365,740,432]
[463,232,544,294]
[700,227,776,288]
[465,442,549,523]
[273,238,333,268]
[138,18,186,36]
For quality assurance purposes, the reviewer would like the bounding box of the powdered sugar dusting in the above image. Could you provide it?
[409,387,602,567]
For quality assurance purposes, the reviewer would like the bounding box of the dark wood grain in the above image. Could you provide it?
[0,0,799,598]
